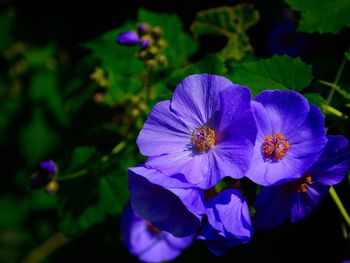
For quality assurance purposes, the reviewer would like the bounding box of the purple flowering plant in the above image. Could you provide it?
[128,73,350,259]
[11,5,350,263]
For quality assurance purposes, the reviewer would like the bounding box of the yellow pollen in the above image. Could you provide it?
[191,126,215,152]
[262,132,290,161]
[290,174,313,193]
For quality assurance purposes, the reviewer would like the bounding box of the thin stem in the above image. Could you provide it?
[22,233,70,263]
[320,80,350,101]
[326,57,347,105]
[57,169,88,181]
[329,186,350,227]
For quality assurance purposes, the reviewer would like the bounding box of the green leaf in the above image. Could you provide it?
[304,93,325,106]
[29,70,69,126]
[228,55,313,95]
[19,108,59,165]
[0,11,14,53]
[138,9,198,68]
[169,54,227,90]
[84,25,144,106]
[24,44,56,69]
[57,146,130,236]
[345,52,350,61]
[285,0,350,33]
[191,4,259,60]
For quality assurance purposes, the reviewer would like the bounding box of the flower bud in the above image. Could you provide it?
[137,23,150,35]
[151,27,163,39]
[145,59,157,69]
[140,38,151,49]
[45,181,59,195]
[39,160,57,177]
[116,31,140,45]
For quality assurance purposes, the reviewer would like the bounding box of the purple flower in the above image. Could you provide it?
[253,135,350,230]
[122,203,193,263]
[245,90,327,186]
[38,160,57,177]
[197,188,253,256]
[137,74,257,189]
[116,31,140,45]
[128,166,204,237]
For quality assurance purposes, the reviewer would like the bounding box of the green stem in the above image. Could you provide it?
[57,169,88,181]
[329,186,350,227]
[320,80,350,100]
[326,57,347,105]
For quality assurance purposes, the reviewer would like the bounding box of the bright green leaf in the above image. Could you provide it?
[229,55,313,95]
[285,0,350,33]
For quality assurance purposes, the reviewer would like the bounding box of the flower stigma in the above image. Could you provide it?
[262,132,289,161]
[191,126,216,152]
[146,221,161,234]
[290,174,313,193]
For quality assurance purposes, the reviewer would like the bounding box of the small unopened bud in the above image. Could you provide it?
[157,55,168,65]
[137,23,150,35]
[151,27,163,39]
[149,46,159,55]
[156,39,167,48]
[145,59,157,69]
[137,50,148,60]
[116,31,140,45]
[140,38,151,49]
[39,160,57,177]
[45,181,59,195]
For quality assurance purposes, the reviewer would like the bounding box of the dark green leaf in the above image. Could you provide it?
[29,70,69,126]
[169,54,227,89]
[57,146,130,236]
[0,11,14,53]
[345,52,350,61]
[19,108,59,165]
[285,0,350,33]
[191,4,259,60]
[229,55,313,95]
[304,93,325,106]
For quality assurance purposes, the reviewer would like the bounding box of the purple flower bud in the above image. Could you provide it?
[137,23,150,34]
[140,38,151,49]
[116,31,140,45]
[38,160,57,177]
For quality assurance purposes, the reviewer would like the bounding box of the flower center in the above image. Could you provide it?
[290,174,313,193]
[262,132,289,161]
[146,221,161,234]
[191,126,215,152]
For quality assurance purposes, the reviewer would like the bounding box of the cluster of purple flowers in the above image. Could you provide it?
[124,74,350,262]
